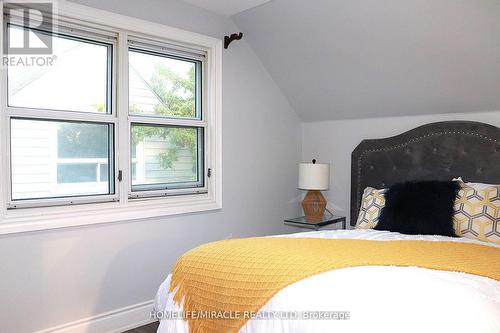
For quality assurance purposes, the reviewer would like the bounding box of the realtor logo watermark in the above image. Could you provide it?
[2,0,56,66]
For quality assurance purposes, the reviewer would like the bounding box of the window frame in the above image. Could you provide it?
[126,43,207,197]
[5,22,115,114]
[9,117,116,206]
[127,46,203,121]
[3,19,119,208]
[0,2,222,235]
[129,124,205,195]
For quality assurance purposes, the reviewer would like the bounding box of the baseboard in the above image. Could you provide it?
[34,300,155,333]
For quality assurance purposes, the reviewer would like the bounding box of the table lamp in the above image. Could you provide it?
[298,159,330,222]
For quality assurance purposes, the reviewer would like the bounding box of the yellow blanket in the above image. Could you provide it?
[169,238,500,333]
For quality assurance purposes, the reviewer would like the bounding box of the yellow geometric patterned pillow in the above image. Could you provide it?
[453,183,500,244]
[356,187,386,229]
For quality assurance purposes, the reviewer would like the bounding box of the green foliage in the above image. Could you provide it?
[150,64,196,118]
[91,102,106,113]
[132,63,198,171]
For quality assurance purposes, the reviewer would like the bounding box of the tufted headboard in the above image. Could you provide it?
[350,121,500,226]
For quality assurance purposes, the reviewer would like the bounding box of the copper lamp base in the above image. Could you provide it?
[302,190,327,222]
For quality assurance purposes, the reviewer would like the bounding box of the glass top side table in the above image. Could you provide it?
[284,215,346,231]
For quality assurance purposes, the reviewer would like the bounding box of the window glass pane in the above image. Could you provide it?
[129,49,199,119]
[11,119,113,200]
[99,164,109,182]
[7,25,111,113]
[57,164,97,183]
[131,124,202,190]
[57,122,109,158]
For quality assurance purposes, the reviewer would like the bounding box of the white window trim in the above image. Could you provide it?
[0,2,222,235]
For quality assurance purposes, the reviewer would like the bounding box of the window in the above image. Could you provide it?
[0,2,221,233]
[5,19,116,207]
[128,48,201,119]
[130,125,203,192]
[7,24,112,113]
[11,119,113,200]
[128,43,205,196]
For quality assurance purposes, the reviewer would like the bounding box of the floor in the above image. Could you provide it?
[123,321,159,333]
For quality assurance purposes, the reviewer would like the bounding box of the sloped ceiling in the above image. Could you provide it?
[181,0,272,16]
[233,0,500,121]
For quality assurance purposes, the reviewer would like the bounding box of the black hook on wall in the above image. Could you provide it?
[224,32,243,49]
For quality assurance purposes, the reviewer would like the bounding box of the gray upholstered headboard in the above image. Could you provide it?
[350,121,500,226]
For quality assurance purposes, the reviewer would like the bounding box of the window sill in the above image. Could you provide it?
[0,194,221,235]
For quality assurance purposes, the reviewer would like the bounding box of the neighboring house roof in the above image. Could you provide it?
[129,65,172,114]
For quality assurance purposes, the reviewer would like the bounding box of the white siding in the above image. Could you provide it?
[135,136,197,184]
[129,66,160,113]
[10,120,55,199]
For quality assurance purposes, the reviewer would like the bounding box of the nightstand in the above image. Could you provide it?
[284,215,346,231]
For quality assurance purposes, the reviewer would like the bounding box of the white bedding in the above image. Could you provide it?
[154,229,500,333]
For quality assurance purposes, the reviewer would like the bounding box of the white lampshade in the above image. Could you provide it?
[298,161,330,190]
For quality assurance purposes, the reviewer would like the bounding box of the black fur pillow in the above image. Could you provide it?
[374,181,459,236]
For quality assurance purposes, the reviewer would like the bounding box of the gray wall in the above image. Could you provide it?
[302,110,500,223]
[234,0,500,121]
[0,0,301,332]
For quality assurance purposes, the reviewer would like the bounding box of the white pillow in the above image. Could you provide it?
[453,177,497,190]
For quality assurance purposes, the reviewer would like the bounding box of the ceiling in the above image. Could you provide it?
[180,0,272,16]
[233,0,500,121]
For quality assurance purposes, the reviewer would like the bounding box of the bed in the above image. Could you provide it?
[154,121,500,333]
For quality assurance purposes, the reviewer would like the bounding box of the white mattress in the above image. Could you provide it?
[154,229,500,333]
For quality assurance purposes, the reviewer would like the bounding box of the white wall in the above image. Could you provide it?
[0,1,301,332]
[302,110,500,225]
